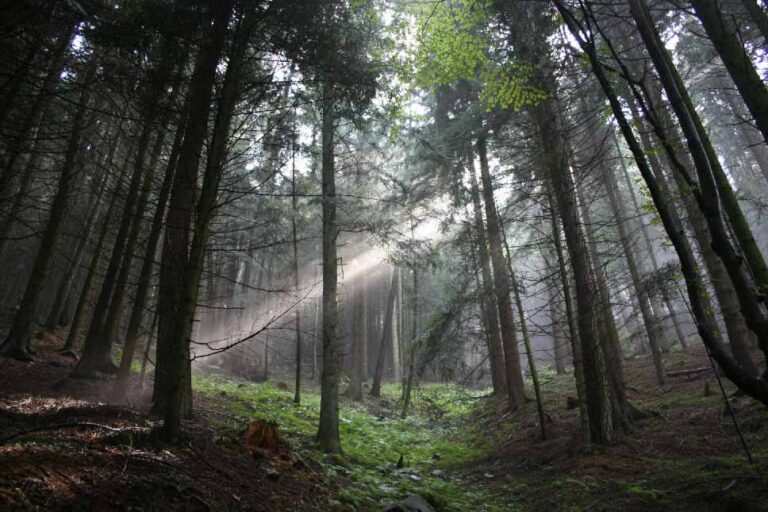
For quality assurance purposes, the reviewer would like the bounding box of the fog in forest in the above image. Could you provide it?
[1,0,768,510]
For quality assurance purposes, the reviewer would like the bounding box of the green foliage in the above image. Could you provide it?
[409,0,546,112]
[194,374,509,511]
[479,63,549,112]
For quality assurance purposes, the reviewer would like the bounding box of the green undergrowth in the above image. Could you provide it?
[194,373,513,511]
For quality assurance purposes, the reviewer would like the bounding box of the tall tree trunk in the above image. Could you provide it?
[152,0,235,439]
[475,136,527,409]
[549,199,590,449]
[466,148,506,394]
[0,137,41,259]
[575,184,633,425]
[111,105,188,401]
[291,140,303,404]
[63,167,126,351]
[44,173,106,330]
[1,61,95,360]
[76,53,173,376]
[603,158,666,384]
[690,0,768,145]
[629,0,768,301]
[0,24,73,198]
[401,267,419,419]
[533,83,618,442]
[370,266,397,397]
[625,51,761,373]
[556,3,768,404]
[316,87,342,453]
[501,224,546,438]
[612,132,688,349]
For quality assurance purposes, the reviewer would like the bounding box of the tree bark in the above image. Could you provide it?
[111,105,188,401]
[1,60,95,360]
[549,198,590,449]
[690,0,768,145]
[466,147,506,394]
[556,2,768,404]
[370,266,397,397]
[316,87,342,453]
[475,135,527,409]
[152,0,235,440]
[629,0,768,301]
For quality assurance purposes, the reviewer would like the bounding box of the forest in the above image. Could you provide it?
[1,0,767,510]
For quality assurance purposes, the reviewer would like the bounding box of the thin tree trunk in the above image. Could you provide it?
[603,158,666,384]
[291,136,303,404]
[630,0,768,302]
[401,268,419,419]
[370,266,397,397]
[476,136,527,408]
[466,150,506,394]
[45,174,106,330]
[624,42,761,373]
[612,133,688,349]
[556,3,768,403]
[690,0,768,145]
[63,167,126,351]
[1,61,95,360]
[550,200,590,450]
[502,225,546,439]
[76,54,173,375]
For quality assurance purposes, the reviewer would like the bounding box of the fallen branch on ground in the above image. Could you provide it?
[0,422,125,444]
[666,367,711,378]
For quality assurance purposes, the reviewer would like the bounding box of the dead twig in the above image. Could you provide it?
[0,422,123,444]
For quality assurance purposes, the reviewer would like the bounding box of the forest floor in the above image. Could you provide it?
[0,333,767,511]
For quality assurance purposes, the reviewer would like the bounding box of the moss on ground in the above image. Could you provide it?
[194,374,513,511]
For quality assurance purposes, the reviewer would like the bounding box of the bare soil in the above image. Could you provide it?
[0,334,334,511]
[460,348,768,511]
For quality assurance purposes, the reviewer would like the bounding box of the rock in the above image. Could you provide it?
[383,495,436,512]
[265,467,280,481]
[429,469,444,478]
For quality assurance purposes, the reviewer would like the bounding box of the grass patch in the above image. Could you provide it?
[194,373,512,511]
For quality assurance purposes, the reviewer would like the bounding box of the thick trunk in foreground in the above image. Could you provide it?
[316,89,342,453]
[152,0,234,437]
[534,90,618,443]
[111,106,188,401]
[549,199,590,450]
